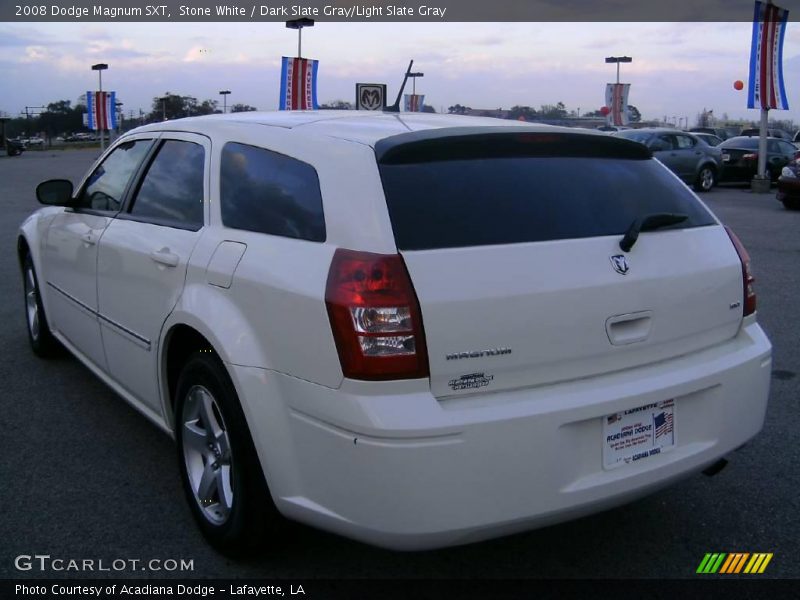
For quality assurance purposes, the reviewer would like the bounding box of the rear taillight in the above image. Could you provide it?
[325,249,429,380]
[725,227,756,317]
[742,153,758,161]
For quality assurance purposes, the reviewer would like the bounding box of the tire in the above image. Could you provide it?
[694,165,716,192]
[782,199,800,211]
[22,254,61,357]
[175,351,280,556]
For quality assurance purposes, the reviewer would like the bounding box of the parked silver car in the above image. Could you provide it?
[614,128,723,192]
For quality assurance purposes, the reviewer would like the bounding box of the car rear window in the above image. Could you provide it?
[220,142,325,242]
[377,133,716,251]
[721,137,759,149]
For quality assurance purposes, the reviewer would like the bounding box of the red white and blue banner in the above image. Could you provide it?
[605,83,630,126]
[279,57,319,110]
[403,94,425,112]
[748,1,789,110]
[86,91,117,130]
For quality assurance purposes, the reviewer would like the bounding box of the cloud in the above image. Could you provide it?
[21,45,50,62]
[0,28,48,47]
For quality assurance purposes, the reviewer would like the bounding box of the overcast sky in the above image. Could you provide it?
[1,22,799,124]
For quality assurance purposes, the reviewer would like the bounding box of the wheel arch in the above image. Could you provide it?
[17,235,31,269]
[161,323,220,431]
[697,161,718,176]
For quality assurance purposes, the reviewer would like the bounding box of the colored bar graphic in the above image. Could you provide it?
[719,554,736,573]
[733,553,750,573]
[697,552,773,574]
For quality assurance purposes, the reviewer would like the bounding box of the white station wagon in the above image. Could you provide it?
[19,112,772,554]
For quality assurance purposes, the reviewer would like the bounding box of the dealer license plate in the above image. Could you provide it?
[602,399,675,470]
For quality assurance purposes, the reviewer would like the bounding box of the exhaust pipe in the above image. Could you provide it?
[702,458,729,477]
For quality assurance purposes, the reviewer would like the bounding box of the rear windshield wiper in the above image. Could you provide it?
[619,213,688,252]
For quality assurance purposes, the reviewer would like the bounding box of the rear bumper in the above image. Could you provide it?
[230,320,771,550]
[777,177,800,201]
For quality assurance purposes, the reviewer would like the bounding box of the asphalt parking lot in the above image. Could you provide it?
[1,149,798,581]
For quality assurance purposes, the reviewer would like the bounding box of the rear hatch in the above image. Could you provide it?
[375,129,744,398]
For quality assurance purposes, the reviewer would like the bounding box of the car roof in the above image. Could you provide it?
[723,135,785,142]
[616,128,694,134]
[127,110,609,147]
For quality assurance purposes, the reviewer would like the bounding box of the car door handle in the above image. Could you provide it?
[81,232,98,246]
[150,248,180,267]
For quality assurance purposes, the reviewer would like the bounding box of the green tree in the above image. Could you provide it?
[230,104,258,112]
[195,99,219,115]
[319,100,352,110]
[538,102,567,119]
[447,104,470,114]
[627,105,642,123]
[150,93,218,120]
[507,105,537,121]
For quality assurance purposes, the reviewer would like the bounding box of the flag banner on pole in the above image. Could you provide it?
[279,57,319,110]
[403,94,425,112]
[748,1,789,110]
[604,83,630,126]
[86,91,117,130]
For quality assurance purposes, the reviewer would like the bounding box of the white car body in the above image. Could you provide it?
[18,111,772,551]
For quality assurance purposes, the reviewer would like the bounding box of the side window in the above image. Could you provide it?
[76,140,153,211]
[220,142,325,242]
[767,140,780,153]
[128,140,205,229]
[778,141,795,155]
[649,136,672,152]
[676,135,695,149]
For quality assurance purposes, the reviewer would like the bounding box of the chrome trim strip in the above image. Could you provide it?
[47,281,151,351]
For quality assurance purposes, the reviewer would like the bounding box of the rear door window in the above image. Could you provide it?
[377,132,716,251]
[127,140,205,229]
[220,142,325,242]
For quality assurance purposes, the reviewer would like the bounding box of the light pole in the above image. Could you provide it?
[408,71,424,111]
[219,90,231,114]
[91,63,108,150]
[409,71,424,96]
[605,56,632,84]
[160,95,169,121]
[286,18,314,57]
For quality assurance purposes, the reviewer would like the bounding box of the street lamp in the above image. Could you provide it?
[408,71,424,96]
[219,90,231,114]
[604,56,632,84]
[91,63,108,150]
[286,18,314,57]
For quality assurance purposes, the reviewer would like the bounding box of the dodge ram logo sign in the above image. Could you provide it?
[356,83,387,110]
[610,255,630,275]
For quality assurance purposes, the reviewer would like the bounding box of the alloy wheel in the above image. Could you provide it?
[181,385,234,525]
[700,168,714,191]
[24,265,40,342]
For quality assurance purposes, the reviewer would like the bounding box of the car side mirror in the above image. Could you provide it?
[36,179,73,206]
